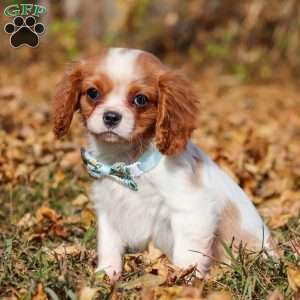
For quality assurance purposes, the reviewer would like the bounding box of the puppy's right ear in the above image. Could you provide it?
[53,63,82,138]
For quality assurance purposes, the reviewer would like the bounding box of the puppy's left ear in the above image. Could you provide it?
[155,71,199,155]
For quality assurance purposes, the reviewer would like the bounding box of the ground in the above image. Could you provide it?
[0,59,300,300]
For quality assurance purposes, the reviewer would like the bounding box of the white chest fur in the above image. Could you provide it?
[92,171,172,254]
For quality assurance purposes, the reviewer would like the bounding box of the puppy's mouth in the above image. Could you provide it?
[94,131,125,143]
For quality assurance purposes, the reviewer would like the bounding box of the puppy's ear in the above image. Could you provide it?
[53,63,82,138]
[155,71,199,155]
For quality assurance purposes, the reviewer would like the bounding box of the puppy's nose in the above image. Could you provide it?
[103,111,122,128]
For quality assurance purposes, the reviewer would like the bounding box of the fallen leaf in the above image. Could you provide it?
[60,150,81,168]
[72,194,89,207]
[79,286,98,300]
[267,289,284,300]
[52,169,65,188]
[147,242,164,261]
[32,283,48,300]
[52,223,69,238]
[288,265,300,291]
[144,243,169,280]
[0,86,20,100]
[81,208,96,227]
[118,274,166,290]
[17,213,37,229]
[36,206,60,223]
[153,286,202,299]
[44,244,84,260]
[207,290,232,300]
[15,164,29,178]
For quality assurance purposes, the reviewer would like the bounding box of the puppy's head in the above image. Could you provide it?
[53,48,199,155]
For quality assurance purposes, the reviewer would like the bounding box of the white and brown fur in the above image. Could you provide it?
[53,48,274,282]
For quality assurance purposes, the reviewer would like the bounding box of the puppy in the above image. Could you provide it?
[53,48,273,281]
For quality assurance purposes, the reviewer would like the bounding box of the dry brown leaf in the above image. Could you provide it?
[28,233,46,241]
[144,243,169,280]
[0,86,22,100]
[53,244,83,257]
[168,264,197,284]
[153,286,202,299]
[146,242,164,261]
[287,265,300,291]
[118,274,166,290]
[64,215,82,224]
[285,239,300,258]
[36,206,60,223]
[149,261,169,281]
[60,150,81,168]
[267,289,284,300]
[207,290,232,300]
[17,213,37,229]
[15,164,29,178]
[141,288,155,300]
[52,169,65,188]
[44,244,84,260]
[79,286,98,300]
[72,194,89,207]
[81,208,96,227]
[179,286,202,298]
[52,223,69,238]
[32,283,48,300]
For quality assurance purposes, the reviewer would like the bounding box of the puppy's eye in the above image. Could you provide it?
[133,94,149,108]
[87,88,100,101]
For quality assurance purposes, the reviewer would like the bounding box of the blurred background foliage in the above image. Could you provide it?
[0,0,300,81]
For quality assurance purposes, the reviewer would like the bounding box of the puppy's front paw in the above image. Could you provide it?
[173,246,212,278]
[96,263,122,283]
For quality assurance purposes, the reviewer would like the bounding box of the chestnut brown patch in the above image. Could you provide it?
[79,73,113,121]
[128,78,159,141]
[213,201,262,262]
[126,51,164,142]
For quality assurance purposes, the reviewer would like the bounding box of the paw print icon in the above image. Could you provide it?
[4,16,45,48]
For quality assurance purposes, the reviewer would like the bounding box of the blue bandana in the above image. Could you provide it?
[81,146,162,191]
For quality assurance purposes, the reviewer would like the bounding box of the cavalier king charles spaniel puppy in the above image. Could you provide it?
[53,48,273,282]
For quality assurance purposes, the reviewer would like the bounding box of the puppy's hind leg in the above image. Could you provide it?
[171,206,219,278]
